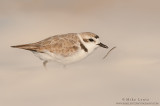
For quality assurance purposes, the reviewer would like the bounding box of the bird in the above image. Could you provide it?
[11,32,108,69]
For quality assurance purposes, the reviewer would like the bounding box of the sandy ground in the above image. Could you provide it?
[0,0,160,106]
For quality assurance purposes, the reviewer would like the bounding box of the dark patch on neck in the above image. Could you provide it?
[80,42,88,52]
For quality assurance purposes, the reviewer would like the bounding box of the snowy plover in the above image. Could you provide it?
[11,32,108,68]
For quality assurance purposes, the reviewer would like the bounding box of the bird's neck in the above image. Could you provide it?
[77,34,97,54]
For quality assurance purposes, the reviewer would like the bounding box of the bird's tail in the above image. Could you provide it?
[11,43,39,52]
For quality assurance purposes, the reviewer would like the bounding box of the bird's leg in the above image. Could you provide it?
[43,61,48,70]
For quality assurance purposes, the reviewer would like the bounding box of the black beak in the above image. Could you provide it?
[97,42,108,48]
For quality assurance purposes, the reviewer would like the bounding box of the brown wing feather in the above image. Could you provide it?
[36,33,80,57]
[11,33,81,56]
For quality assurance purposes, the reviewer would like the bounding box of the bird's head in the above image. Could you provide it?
[79,32,108,51]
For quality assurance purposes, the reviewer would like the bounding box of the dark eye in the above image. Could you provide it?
[89,38,94,42]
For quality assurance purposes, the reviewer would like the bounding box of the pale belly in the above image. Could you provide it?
[32,50,89,64]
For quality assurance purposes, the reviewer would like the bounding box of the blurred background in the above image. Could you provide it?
[0,0,160,106]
